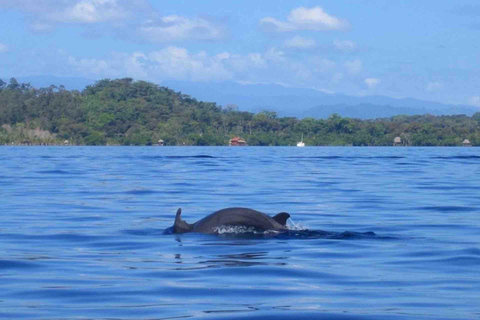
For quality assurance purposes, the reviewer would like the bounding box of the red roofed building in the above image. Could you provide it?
[229,137,247,146]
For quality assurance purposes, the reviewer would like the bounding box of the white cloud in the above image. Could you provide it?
[426,81,443,92]
[148,47,233,81]
[225,48,287,73]
[0,43,8,53]
[284,36,316,49]
[260,17,296,32]
[334,39,356,51]
[30,22,54,32]
[246,53,267,68]
[264,47,286,62]
[344,59,362,75]
[365,78,381,89]
[469,96,480,107]
[68,51,148,79]
[0,0,144,24]
[260,6,350,32]
[123,52,149,79]
[289,7,349,30]
[68,56,117,76]
[51,0,128,23]
[139,15,225,42]
[215,52,230,60]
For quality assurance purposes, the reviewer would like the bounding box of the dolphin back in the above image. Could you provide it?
[191,207,290,234]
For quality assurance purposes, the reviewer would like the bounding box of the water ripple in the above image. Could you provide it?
[0,146,479,320]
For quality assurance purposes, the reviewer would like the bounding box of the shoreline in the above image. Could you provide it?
[1,144,476,147]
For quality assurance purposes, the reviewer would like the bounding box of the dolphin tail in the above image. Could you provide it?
[273,212,290,226]
[174,208,182,224]
[173,208,194,233]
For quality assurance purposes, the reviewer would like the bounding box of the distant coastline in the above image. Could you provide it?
[2,144,477,147]
[1,77,479,147]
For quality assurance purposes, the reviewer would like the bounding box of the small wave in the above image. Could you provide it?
[287,218,307,231]
[276,230,379,240]
[57,215,106,222]
[286,156,405,160]
[14,233,102,243]
[392,255,480,268]
[417,206,476,213]
[0,260,42,270]
[435,256,480,266]
[141,155,217,160]
[36,169,82,175]
[415,186,480,191]
[287,156,343,159]
[432,155,480,160]
[226,311,422,320]
[124,189,159,195]
[463,248,480,256]
[374,156,406,159]
[122,228,164,236]
[168,155,217,159]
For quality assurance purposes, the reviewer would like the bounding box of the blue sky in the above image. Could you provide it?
[0,0,479,106]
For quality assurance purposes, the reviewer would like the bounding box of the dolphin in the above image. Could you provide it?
[170,207,291,234]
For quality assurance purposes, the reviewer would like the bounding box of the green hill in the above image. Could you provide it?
[1,77,479,146]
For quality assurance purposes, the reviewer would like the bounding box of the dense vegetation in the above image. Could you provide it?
[1,77,479,146]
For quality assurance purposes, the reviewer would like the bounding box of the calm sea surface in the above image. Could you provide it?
[1,146,479,320]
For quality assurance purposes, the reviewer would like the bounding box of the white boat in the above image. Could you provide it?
[296,134,305,147]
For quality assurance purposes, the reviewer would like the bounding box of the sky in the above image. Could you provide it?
[0,0,479,107]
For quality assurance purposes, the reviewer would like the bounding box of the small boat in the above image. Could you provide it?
[296,134,305,147]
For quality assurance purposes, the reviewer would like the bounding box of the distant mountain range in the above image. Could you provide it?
[4,75,477,119]
[15,75,94,92]
[163,80,478,119]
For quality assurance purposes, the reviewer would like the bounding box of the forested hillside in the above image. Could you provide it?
[1,77,479,146]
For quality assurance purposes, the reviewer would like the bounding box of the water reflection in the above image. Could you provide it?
[170,251,288,270]
[199,252,287,268]
[174,253,182,264]
[203,305,260,314]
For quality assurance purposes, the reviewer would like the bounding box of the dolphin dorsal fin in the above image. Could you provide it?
[273,212,290,226]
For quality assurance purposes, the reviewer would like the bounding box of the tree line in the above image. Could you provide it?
[1,77,479,146]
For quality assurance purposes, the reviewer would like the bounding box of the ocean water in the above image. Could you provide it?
[1,146,479,320]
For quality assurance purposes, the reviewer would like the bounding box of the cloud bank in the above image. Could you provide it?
[0,0,224,42]
[65,46,359,91]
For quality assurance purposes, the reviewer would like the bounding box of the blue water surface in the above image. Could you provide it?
[1,146,479,320]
